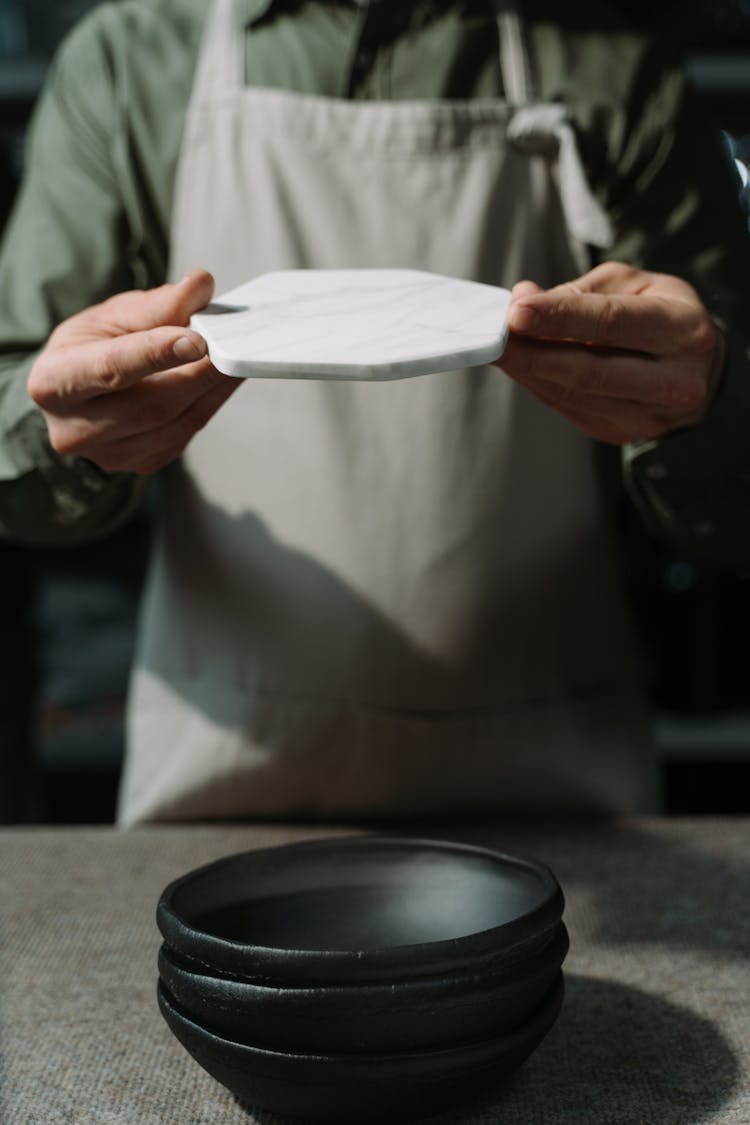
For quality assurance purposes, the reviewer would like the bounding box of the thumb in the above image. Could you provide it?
[96,269,216,333]
[508,279,546,334]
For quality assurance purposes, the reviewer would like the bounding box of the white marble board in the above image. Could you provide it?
[191,269,511,381]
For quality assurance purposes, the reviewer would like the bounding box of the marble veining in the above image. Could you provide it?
[191,269,511,380]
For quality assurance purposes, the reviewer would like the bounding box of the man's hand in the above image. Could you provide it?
[499,261,725,445]
[28,270,240,475]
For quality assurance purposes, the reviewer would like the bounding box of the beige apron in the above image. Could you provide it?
[118,0,655,825]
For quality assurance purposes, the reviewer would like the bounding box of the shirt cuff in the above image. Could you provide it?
[0,354,40,480]
[623,330,750,568]
[0,362,147,545]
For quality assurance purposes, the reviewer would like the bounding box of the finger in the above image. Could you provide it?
[507,289,715,357]
[556,261,702,304]
[556,261,651,297]
[44,360,238,453]
[517,377,680,444]
[518,370,683,425]
[511,280,545,300]
[498,335,707,409]
[73,376,240,474]
[79,361,237,439]
[29,326,210,408]
[95,269,215,334]
[52,270,216,344]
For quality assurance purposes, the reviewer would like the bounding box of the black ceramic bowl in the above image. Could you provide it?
[156,836,564,986]
[157,973,564,1123]
[158,921,568,1052]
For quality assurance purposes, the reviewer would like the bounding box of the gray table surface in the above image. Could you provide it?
[1,818,748,1125]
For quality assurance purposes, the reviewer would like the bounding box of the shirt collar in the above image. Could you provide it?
[242,0,403,25]
[242,0,277,28]
[245,0,283,27]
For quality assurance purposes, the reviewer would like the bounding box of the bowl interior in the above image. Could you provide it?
[167,837,558,953]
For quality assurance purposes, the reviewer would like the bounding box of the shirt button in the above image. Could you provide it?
[645,462,668,481]
[665,561,697,592]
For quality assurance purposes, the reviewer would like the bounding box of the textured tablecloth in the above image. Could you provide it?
[1,818,748,1124]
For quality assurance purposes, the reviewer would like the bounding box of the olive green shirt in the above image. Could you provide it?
[1,0,750,561]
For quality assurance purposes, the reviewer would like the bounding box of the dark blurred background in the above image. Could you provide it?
[1,0,749,824]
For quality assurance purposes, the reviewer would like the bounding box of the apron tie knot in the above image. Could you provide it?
[506,103,565,156]
[508,104,614,250]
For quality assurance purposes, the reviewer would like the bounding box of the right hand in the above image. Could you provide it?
[28,269,241,475]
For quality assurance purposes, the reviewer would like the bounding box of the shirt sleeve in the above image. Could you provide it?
[574,32,750,567]
[0,10,148,546]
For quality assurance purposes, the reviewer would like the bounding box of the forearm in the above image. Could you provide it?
[598,42,750,564]
[0,9,164,546]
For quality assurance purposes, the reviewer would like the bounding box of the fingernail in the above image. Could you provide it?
[173,335,207,361]
[510,305,540,333]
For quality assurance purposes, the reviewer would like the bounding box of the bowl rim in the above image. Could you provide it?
[156,835,565,984]
[157,921,569,1002]
[157,971,565,1073]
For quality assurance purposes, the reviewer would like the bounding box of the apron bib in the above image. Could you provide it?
[119,0,654,824]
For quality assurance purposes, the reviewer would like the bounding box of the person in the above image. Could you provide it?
[1,0,749,824]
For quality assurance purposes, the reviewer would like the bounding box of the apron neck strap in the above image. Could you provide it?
[193,0,245,98]
[196,0,536,104]
[491,0,535,107]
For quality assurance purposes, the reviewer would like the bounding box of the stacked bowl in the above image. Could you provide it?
[156,836,568,1122]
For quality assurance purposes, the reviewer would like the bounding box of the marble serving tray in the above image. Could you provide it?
[191,269,511,381]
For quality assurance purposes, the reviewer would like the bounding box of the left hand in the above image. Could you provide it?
[498,261,725,445]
